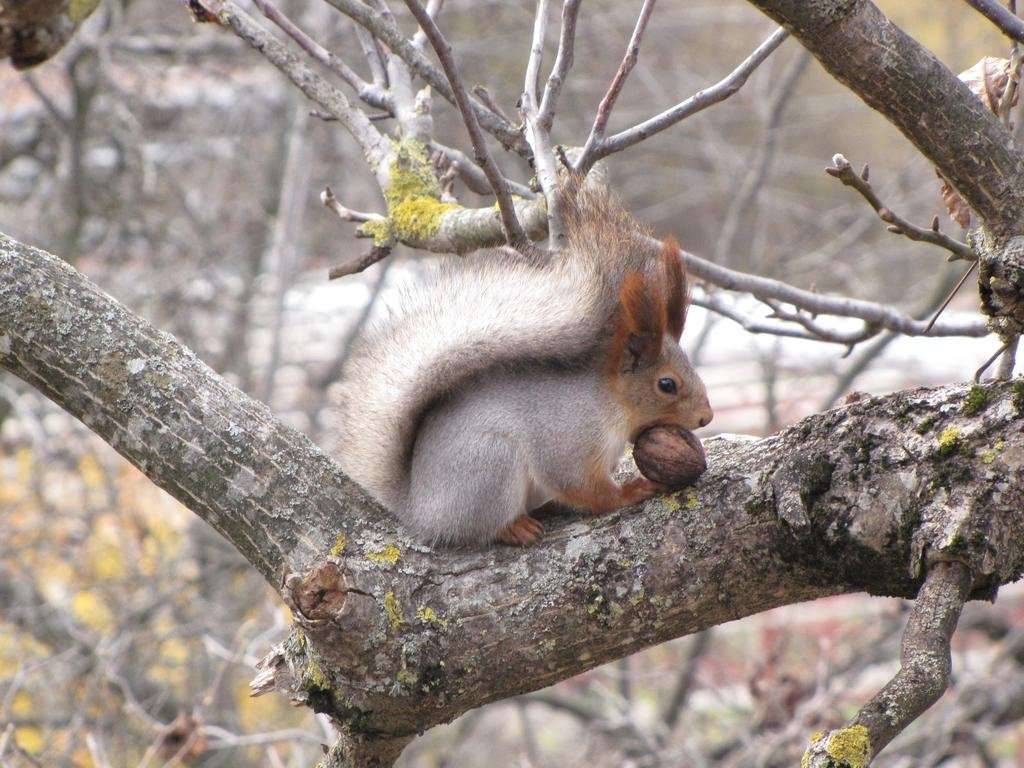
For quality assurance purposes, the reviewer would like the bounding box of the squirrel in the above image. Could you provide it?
[326,184,713,546]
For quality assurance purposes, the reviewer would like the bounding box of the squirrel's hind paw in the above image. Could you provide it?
[496,515,544,546]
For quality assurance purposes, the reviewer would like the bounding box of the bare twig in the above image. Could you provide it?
[471,85,514,124]
[522,0,567,248]
[575,0,658,173]
[200,0,390,179]
[577,27,788,174]
[410,0,444,50]
[825,154,977,262]
[975,340,1012,382]
[322,0,526,152]
[538,0,583,130]
[821,267,966,409]
[431,143,534,198]
[679,244,988,339]
[997,334,1019,378]
[354,25,388,89]
[252,0,392,112]
[321,186,385,224]
[402,0,528,249]
[924,261,979,333]
[962,0,1024,43]
[328,245,392,280]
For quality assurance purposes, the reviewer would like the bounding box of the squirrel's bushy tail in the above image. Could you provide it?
[325,185,651,510]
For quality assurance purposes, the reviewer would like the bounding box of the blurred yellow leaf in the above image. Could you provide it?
[71,590,113,631]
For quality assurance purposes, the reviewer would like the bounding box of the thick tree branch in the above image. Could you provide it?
[744,0,1024,240]
[4,232,1023,768]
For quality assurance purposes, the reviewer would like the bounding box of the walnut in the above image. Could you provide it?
[633,425,707,487]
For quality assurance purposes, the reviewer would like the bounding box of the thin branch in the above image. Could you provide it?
[431,142,535,198]
[411,0,444,51]
[575,0,658,172]
[522,0,566,248]
[401,0,528,249]
[997,334,1019,378]
[322,0,526,152]
[523,0,551,109]
[677,241,989,339]
[321,186,385,224]
[537,0,583,130]
[577,26,788,174]
[805,561,971,767]
[924,261,979,333]
[962,0,1024,42]
[821,266,966,409]
[354,25,388,89]
[252,0,392,113]
[328,244,392,280]
[201,0,390,179]
[975,340,1011,382]
[825,154,977,262]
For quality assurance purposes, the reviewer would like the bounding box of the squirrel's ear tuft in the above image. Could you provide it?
[610,270,664,373]
[660,237,689,341]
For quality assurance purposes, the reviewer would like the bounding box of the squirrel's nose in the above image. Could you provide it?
[697,407,713,428]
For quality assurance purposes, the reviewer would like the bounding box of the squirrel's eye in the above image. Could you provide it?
[657,377,677,395]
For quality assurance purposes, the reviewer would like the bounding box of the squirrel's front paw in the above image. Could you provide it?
[619,477,668,506]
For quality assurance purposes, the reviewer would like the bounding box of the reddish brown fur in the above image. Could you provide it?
[660,238,689,341]
[606,269,667,375]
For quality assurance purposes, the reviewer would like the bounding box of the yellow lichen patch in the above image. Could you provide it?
[981,448,997,464]
[662,496,682,512]
[685,491,699,510]
[365,543,401,566]
[826,725,870,768]
[329,533,347,556]
[372,139,460,245]
[937,427,962,457]
[416,605,449,628]
[384,591,404,630]
[396,668,418,687]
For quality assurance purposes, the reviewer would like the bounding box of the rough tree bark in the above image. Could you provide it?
[3,233,1024,766]
[5,1,1024,764]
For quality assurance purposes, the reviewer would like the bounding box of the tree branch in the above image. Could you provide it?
[744,0,1024,240]
[804,561,972,767]
[200,0,391,181]
[252,0,393,113]
[575,0,659,173]
[577,26,788,173]
[321,0,527,153]
[963,0,1024,44]
[825,154,977,262]
[401,0,528,249]
[3,233,1023,766]
[522,0,567,248]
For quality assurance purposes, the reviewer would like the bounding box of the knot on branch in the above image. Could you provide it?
[284,561,351,626]
[973,231,1024,341]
